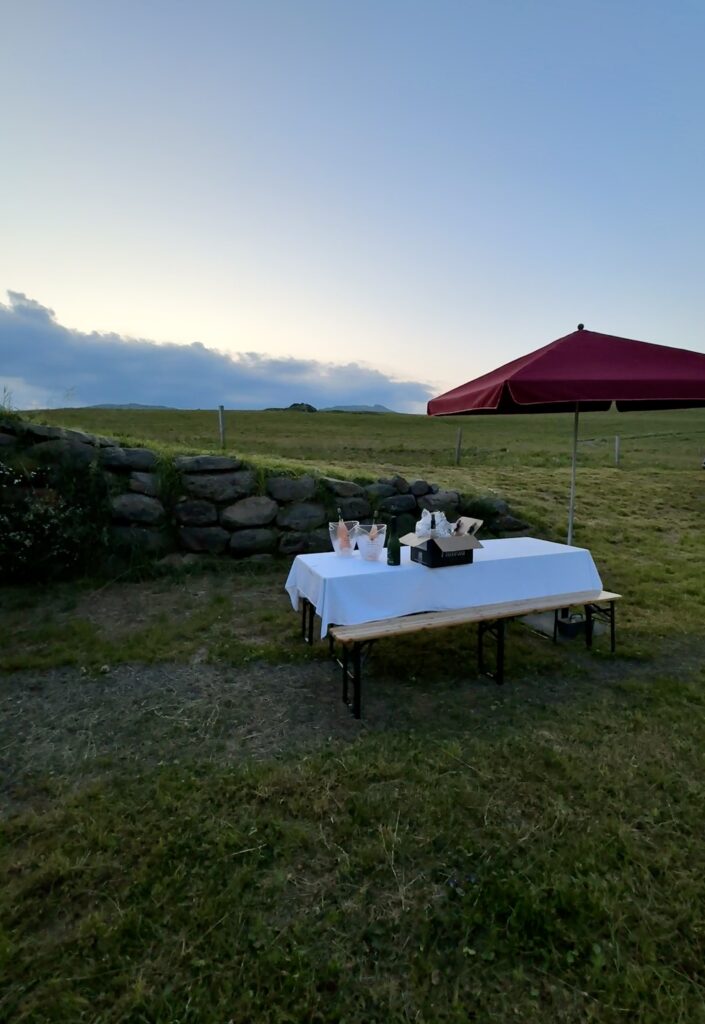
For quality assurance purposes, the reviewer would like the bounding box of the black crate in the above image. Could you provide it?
[408,542,475,569]
[555,613,587,638]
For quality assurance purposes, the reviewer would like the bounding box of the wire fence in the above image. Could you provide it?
[578,428,705,443]
[451,425,705,466]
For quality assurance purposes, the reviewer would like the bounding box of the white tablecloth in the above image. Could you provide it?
[285,537,603,638]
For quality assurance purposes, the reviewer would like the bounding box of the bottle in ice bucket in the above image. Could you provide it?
[335,507,353,553]
[386,515,401,566]
[429,513,437,538]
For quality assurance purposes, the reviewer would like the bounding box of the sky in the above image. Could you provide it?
[1,0,704,411]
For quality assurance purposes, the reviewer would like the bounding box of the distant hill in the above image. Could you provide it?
[89,403,175,410]
[322,404,395,414]
[87,401,396,413]
[264,402,318,413]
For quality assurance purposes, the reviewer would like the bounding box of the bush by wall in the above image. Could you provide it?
[0,460,110,582]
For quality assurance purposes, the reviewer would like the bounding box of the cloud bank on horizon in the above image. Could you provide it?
[0,292,433,413]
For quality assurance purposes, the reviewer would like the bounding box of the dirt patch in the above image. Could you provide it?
[69,574,284,641]
[0,566,299,671]
[0,658,396,814]
[3,631,703,816]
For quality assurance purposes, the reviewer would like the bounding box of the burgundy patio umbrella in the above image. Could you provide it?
[428,324,705,543]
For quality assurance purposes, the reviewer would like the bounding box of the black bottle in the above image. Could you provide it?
[386,515,401,566]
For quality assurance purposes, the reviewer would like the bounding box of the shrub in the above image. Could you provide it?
[0,461,110,583]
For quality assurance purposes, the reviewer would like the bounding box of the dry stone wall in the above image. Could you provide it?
[0,417,528,564]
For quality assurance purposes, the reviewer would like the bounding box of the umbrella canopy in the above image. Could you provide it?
[428,326,705,417]
[428,325,705,543]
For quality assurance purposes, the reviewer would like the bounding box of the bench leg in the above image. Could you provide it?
[478,619,506,685]
[352,642,362,719]
[583,599,617,654]
[336,640,373,713]
[342,644,349,705]
[496,620,505,685]
[610,600,616,653]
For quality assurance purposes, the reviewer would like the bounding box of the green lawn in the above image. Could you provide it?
[2,407,705,1022]
[32,403,705,474]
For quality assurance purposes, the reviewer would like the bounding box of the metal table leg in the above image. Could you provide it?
[301,598,315,645]
[583,598,617,653]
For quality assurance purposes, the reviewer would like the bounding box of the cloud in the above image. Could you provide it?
[0,291,433,412]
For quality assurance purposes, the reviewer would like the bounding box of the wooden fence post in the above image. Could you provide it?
[614,434,620,467]
[454,427,463,465]
[218,405,226,450]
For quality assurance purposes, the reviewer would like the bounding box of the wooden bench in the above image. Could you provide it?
[325,590,621,718]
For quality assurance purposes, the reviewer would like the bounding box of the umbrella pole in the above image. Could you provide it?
[567,404,579,545]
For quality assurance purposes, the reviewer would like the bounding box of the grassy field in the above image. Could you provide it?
[33,403,705,474]
[2,407,705,1022]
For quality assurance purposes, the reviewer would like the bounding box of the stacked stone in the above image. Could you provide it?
[104,448,166,553]
[339,473,461,517]
[0,421,118,457]
[0,417,529,562]
[175,455,267,556]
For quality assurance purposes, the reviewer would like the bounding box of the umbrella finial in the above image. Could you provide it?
[577,323,585,331]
